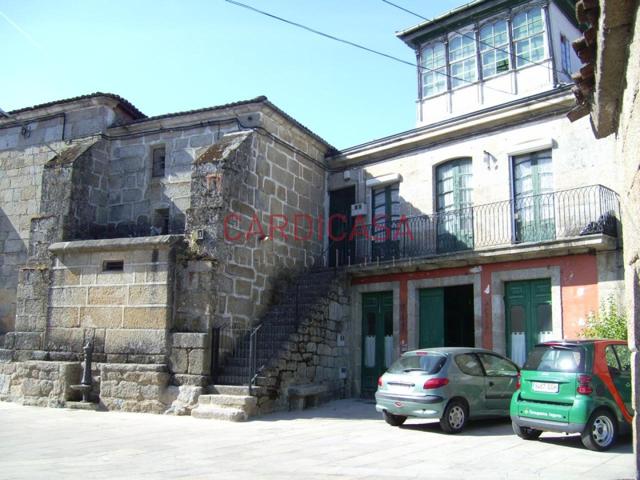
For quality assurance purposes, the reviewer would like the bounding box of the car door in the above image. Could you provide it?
[453,353,488,416]
[605,344,633,416]
[477,353,519,413]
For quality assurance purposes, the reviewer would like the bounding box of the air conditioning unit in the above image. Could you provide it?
[350,203,367,217]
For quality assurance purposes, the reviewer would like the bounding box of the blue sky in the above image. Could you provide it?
[1,1,463,149]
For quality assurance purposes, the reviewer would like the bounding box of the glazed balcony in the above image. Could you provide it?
[325,184,620,268]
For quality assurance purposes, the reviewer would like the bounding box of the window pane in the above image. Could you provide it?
[478,353,518,376]
[455,353,484,376]
[605,346,620,370]
[510,305,526,333]
[512,8,545,66]
[614,345,631,372]
[422,42,447,97]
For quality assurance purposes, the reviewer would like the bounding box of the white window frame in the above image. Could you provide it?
[420,42,447,98]
[511,6,547,68]
[479,18,511,78]
[448,32,477,89]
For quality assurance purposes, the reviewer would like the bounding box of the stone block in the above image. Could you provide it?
[51,268,80,286]
[13,332,42,350]
[50,287,87,307]
[188,349,211,375]
[225,263,256,280]
[123,307,168,329]
[171,333,209,349]
[49,307,80,328]
[169,348,188,374]
[80,306,123,328]
[88,286,126,305]
[226,296,254,317]
[104,329,167,355]
[128,285,168,305]
[46,328,84,352]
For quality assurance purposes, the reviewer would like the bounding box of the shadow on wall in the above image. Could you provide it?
[0,207,26,336]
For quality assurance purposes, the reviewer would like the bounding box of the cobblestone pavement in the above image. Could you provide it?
[0,399,633,480]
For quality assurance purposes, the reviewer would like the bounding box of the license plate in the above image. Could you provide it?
[532,381,559,393]
[387,383,412,393]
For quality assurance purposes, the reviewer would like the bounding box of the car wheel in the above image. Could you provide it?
[581,410,617,451]
[512,421,542,440]
[440,399,468,434]
[383,410,407,427]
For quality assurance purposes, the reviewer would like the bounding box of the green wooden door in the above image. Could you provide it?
[513,150,555,243]
[361,291,393,397]
[436,158,473,253]
[505,279,552,365]
[419,288,445,348]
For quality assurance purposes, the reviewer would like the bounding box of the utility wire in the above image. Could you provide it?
[223,0,515,96]
[381,0,559,76]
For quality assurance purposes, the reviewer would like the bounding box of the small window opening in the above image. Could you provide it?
[151,208,170,235]
[103,260,124,272]
[152,146,166,178]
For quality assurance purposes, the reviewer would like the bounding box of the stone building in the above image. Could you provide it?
[0,94,351,417]
[566,0,640,475]
[0,0,628,419]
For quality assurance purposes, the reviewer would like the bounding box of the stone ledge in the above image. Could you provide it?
[171,333,209,349]
[49,235,185,254]
[98,363,167,373]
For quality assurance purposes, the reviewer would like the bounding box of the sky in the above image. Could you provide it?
[0,0,464,149]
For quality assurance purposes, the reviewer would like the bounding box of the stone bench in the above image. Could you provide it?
[288,383,329,411]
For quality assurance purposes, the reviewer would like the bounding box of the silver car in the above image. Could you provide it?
[375,347,520,433]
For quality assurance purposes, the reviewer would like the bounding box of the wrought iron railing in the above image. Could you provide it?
[211,323,261,393]
[320,184,619,267]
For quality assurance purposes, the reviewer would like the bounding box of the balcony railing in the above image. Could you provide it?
[325,185,620,267]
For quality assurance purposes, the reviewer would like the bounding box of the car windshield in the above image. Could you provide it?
[387,353,447,374]
[524,345,585,373]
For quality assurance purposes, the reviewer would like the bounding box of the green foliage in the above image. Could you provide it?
[581,296,627,340]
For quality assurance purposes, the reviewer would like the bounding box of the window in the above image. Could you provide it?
[421,42,447,97]
[512,8,545,67]
[371,183,400,241]
[152,145,166,178]
[512,150,554,242]
[480,19,510,78]
[387,353,447,374]
[560,34,571,74]
[477,353,518,376]
[436,158,473,251]
[152,208,170,235]
[613,345,631,372]
[455,353,484,376]
[103,260,124,272]
[449,33,477,88]
[524,345,585,373]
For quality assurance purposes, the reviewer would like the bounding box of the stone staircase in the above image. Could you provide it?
[215,268,339,387]
[192,268,341,421]
[191,385,259,422]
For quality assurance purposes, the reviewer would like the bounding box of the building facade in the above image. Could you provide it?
[0,0,627,417]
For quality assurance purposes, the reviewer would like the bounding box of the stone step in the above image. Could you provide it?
[191,404,249,422]
[209,384,255,395]
[198,394,257,411]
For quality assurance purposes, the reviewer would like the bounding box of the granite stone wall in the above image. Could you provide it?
[45,237,181,363]
[255,275,351,414]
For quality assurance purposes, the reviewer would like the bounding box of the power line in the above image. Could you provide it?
[381,0,559,76]
[223,0,515,96]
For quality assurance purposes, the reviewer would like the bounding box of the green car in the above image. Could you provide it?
[511,340,632,451]
[375,347,519,433]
